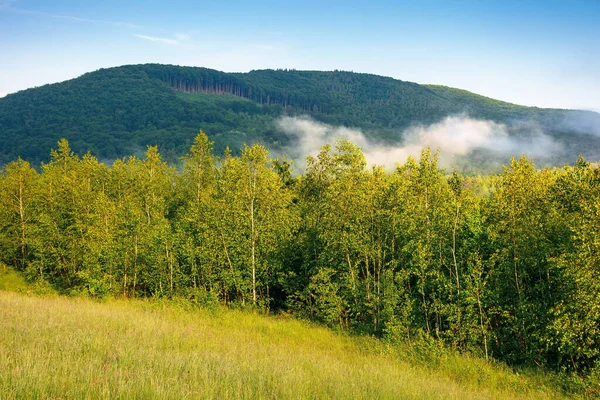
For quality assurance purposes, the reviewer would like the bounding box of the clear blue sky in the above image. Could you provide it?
[1,0,599,111]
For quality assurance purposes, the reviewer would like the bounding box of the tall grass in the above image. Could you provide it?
[0,265,28,292]
[0,291,572,399]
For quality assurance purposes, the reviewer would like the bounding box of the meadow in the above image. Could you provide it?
[0,288,574,399]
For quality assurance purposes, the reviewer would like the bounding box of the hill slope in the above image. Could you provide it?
[0,290,571,399]
[1,64,599,165]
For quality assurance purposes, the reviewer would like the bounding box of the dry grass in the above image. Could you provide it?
[0,291,571,399]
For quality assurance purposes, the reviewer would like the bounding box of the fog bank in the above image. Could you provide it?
[277,115,561,171]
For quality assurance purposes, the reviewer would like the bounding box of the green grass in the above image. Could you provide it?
[0,265,28,292]
[0,290,575,399]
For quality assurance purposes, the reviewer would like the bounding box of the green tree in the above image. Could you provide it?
[217,143,295,306]
[486,155,560,365]
[177,131,220,295]
[549,158,600,371]
[0,159,39,272]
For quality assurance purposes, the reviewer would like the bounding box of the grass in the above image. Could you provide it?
[0,265,28,292]
[0,291,577,399]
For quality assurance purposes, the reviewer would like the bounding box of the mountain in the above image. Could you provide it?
[1,63,599,166]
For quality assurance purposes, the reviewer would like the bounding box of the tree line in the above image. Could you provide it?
[7,64,598,168]
[1,132,599,375]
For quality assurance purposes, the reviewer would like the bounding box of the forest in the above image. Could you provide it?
[2,64,599,167]
[1,132,600,380]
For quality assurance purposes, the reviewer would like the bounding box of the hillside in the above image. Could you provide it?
[1,64,599,166]
[0,290,573,399]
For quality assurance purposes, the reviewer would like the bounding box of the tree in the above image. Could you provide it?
[217,143,295,306]
[485,155,560,365]
[177,131,219,295]
[0,159,39,272]
[549,158,600,371]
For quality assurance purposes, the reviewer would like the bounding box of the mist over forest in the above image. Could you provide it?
[2,63,600,397]
[2,131,600,379]
[3,0,600,396]
[1,64,599,171]
[276,114,566,172]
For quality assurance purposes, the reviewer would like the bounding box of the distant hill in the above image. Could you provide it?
[1,64,599,166]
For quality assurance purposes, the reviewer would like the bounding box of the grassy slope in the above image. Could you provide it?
[0,290,571,399]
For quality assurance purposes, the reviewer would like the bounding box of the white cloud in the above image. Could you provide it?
[0,0,17,8]
[559,110,600,137]
[277,115,561,171]
[134,34,180,46]
[3,6,139,28]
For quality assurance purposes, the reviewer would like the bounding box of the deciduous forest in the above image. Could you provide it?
[2,64,599,167]
[1,132,600,379]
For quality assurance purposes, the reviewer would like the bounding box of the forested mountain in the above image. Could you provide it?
[1,64,599,166]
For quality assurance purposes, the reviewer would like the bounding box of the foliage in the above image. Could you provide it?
[2,64,600,167]
[2,136,600,384]
[0,265,28,292]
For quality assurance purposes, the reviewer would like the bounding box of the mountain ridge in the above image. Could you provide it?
[1,63,599,167]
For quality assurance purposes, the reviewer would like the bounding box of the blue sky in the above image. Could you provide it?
[1,0,599,111]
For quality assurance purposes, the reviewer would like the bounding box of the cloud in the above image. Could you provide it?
[3,6,139,28]
[0,0,17,8]
[0,92,7,98]
[559,110,600,136]
[276,115,562,171]
[134,34,180,46]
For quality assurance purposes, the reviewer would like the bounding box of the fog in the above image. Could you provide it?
[276,115,562,171]
[559,110,600,136]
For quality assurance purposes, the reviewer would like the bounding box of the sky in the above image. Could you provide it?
[0,0,599,112]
